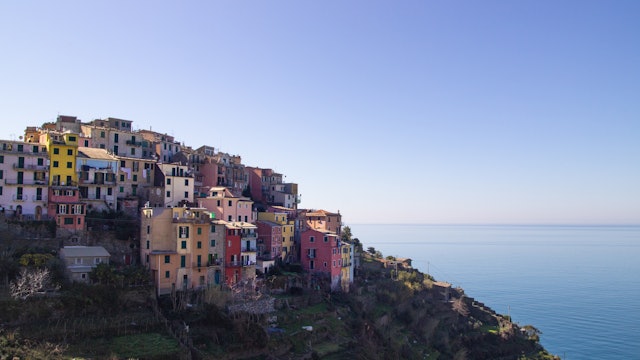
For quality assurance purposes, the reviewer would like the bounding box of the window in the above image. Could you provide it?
[119,186,124,193]
[64,218,74,225]
[184,192,188,199]
[146,225,150,234]
[133,174,137,181]
[211,225,216,233]
[197,228,202,235]
[179,226,189,238]
[58,204,67,214]
[164,255,170,263]
[310,260,314,270]
[33,145,39,153]
[66,162,72,168]
[0,187,3,196]
[228,200,232,207]
[53,161,59,168]
[324,236,328,242]
[114,133,119,143]
[180,255,186,268]
[166,191,171,198]
[166,178,171,185]
[217,200,221,206]
[181,240,187,249]
[67,149,73,156]
[333,260,336,267]
[53,148,59,155]
[146,240,150,249]
[210,239,216,247]
[324,262,328,268]
[309,236,315,243]
[100,131,105,138]
[165,270,170,278]
[37,158,44,166]
[107,187,112,195]
[120,160,126,167]
[197,241,202,248]
[94,258,103,265]
[197,255,202,267]
[16,144,23,152]
[0,170,2,179]
[228,215,232,221]
[238,216,241,222]
[130,148,135,155]
[120,174,125,182]
[184,179,189,186]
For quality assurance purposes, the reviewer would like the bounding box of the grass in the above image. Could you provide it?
[479,325,499,334]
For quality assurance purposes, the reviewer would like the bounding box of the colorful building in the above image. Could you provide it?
[299,228,343,291]
[140,205,213,295]
[0,140,48,219]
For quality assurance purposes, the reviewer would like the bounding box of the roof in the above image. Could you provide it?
[77,147,118,161]
[60,246,110,258]
[306,209,340,217]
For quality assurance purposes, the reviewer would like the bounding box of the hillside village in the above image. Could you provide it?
[1,115,355,293]
[0,115,559,359]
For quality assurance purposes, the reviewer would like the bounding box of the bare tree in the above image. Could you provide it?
[9,268,53,300]
[452,296,470,317]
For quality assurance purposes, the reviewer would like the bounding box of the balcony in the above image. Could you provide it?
[13,163,48,171]
[226,260,241,267]
[207,259,223,267]
[3,179,48,186]
[241,246,257,252]
[242,260,256,267]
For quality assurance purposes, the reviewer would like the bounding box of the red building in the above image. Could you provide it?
[224,223,242,285]
[299,228,342,291]
[48,185,85,231]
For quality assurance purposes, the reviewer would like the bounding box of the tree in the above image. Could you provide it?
[452,296,470,317]
[9,268,54,300]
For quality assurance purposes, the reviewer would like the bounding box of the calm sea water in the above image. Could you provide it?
[349,224,640,360]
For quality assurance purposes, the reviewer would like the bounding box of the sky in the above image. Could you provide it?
[1,1,639,225]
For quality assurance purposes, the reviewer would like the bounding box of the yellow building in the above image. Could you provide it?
[340,241,354,292]
[257,211,295,261]
[44,132,79,186]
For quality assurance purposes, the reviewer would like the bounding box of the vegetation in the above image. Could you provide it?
[0,218,557,359]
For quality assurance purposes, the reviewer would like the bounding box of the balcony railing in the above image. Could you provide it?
[242,261,256,267]
[51,180,78,187]
[207,259,223,267]
[3,179,48,186]
[241,247,257,252]
[227,261,241,267]
[13,163,48,171]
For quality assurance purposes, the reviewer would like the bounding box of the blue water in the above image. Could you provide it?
[349,224,640,360]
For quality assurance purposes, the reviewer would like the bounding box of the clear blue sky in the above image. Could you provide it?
[1,1,639,224]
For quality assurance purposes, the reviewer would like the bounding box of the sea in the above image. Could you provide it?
[348,224,640,360]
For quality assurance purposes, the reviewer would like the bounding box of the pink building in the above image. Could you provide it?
[299,228,342,291]
[198,187,254,223]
